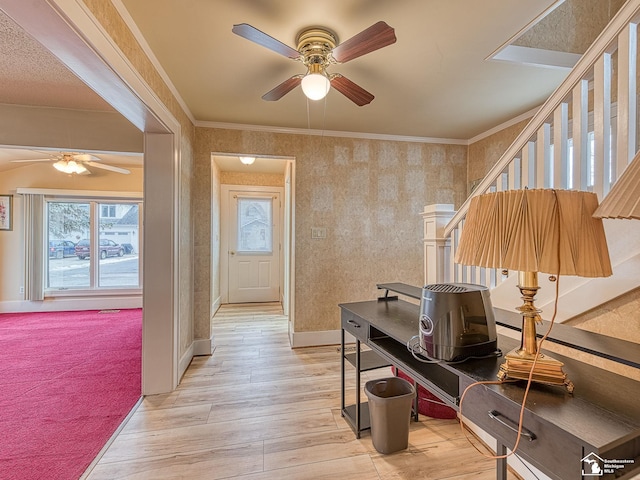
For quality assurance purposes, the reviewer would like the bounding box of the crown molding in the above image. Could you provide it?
[467,106,540,145]
[112,0,544,148]
[195,120,469,145]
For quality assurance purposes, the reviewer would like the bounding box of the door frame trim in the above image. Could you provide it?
[1,0,182,394]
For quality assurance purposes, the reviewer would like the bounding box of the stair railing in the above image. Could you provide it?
[441,0,640,288]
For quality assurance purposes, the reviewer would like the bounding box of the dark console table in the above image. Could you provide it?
[339,284,640,480]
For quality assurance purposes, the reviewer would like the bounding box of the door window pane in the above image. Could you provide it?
[46,202,90,289]
[237,197,272,253]
[98,203,140,287]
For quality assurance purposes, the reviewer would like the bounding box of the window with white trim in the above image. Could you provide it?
[44,198,142,293]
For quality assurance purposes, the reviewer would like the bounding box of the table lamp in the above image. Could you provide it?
[455,189,612,392]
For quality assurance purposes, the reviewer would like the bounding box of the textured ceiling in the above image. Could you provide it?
[0,13,113,111]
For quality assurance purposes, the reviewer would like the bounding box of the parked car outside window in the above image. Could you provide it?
[75,238,125,260]
[49,240,76,259]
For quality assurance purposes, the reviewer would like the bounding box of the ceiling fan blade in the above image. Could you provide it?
[85,161,131,174]
[330,74,374,106]
[331,21,396,63]
[72,153,100,162]
[232,23,300,60]
[262,75,303,101]
[10,158,54,163]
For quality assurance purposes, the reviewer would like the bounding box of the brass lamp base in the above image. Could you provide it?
[497,349,574,393]
[497,271,574,394]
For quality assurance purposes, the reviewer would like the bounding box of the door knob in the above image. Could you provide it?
[230,251,236,255]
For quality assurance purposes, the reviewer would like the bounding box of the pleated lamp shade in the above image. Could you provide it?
[593,152,640,219]
[455,189,612,278]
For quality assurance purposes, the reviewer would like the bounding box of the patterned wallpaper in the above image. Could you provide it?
[81,0,639,371]
[196,127,467,333]
[220,172,284,187]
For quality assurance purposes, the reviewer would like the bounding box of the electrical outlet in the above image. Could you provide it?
[19,286,24,294]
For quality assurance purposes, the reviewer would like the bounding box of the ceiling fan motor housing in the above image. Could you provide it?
[296,27,338,70]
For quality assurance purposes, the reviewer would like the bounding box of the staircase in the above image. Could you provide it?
[425,0,640,322]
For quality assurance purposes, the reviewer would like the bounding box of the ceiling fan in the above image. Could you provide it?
[232,21,397,106]
[10,152,131,175]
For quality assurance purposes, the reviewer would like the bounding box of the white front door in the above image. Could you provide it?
[228,190,280,303]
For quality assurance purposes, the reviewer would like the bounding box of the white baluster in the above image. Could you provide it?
[509,157,520,190]
[554,102,569,188]
[572,79,589,190]
[536,123,551,188]
[616,23,638,178]
[521,141,535,189]
[594,53,612,199]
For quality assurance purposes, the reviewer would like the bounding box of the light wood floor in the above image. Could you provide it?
[86,303,518,479]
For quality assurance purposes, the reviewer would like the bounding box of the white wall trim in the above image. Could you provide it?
[197,121,469,146]
[16,187,142,198]
[0,296,142,313]
[110,0,196,126]
[490,45,581,70]
[178,343,194,381]
[193,337,213,356]
[2,0,184,396]
[212,295,222,316]
[484,0,565,63]
[291,329,356,348]
[109,2,542,151]
[467,106,539,145]
[199,110,544,147]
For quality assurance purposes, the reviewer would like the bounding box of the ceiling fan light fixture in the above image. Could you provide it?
[301,71,330,101]
[53,160,68,173]
[53,159,88,174]
[239,156,255,165]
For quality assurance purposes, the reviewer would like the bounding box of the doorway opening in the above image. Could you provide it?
[214,154,295,343]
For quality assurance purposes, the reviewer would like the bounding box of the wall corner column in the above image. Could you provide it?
[421,204,455,285]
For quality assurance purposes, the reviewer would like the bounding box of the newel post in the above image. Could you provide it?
[421,204,455,285]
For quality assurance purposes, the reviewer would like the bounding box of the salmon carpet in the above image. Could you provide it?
[0,309,142,480]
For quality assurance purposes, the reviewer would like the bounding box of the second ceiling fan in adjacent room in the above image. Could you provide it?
[11,152,131,175]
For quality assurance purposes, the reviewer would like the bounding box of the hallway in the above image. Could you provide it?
[86,303,513,479]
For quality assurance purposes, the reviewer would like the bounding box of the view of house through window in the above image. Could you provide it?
[237,197,272,253]
[46,200,141,291]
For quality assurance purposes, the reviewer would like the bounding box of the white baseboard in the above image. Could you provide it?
[178,343,194,381]
[193,337,213,356]
[290,329,356,348]
[178,337,213,382]
[0,296,143,313]
[212,295,221,316]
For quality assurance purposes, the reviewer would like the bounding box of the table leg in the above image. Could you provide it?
[340,328,345,416]
[355,338,361,438]
[496,441,507,480]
